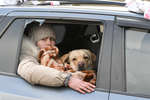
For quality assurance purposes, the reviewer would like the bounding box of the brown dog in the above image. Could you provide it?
[60,49,97,85]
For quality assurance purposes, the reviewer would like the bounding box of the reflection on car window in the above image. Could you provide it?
[125,28,150,95]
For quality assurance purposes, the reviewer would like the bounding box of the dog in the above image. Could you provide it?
[38,47,97,84]
[38,46,66,71]
[60,49,97,85]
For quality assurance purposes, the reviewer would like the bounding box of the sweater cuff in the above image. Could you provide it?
[64,73,72,87]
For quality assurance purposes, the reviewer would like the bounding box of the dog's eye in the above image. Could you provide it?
[84,56,89,60]
[72,58,77,61]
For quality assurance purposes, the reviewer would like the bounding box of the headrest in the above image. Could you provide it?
[52,25,66,44]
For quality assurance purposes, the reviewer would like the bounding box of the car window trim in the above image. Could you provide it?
[7,11,114,21]
[96,20,114,92]
[110,23,126,92]
[116,17,150,30]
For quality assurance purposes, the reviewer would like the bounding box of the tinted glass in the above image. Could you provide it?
[0,19,24,75]
[125,28,150,95]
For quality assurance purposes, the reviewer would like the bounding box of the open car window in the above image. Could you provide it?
[22,18,104,87]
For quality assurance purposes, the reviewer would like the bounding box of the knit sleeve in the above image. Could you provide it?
[17,55,69,87]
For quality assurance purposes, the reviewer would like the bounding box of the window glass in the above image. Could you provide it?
[126,28,150,95]
[0,19,25,75]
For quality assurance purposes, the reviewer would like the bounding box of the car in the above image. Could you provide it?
[0,0,150,100]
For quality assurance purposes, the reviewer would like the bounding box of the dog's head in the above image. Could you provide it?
[61,49,96,71]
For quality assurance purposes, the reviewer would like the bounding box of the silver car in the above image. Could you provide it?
[0,0,150,100]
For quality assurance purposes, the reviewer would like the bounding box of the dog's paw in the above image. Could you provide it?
[90,78,96,85]
[84,73,94,82]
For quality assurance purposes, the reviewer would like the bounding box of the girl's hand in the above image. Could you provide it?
[68,76,96,94]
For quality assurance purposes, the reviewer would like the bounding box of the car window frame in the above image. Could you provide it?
[110,16,150,98]
[2,11,115,92]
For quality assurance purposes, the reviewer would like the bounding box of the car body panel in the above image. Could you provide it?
[0,75,109,100]
[110,93,150,100]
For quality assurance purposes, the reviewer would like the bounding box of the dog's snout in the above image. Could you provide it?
[78,62,85,67]
[78,62,85,71]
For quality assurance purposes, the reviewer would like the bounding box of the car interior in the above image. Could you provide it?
[23,19,103,73]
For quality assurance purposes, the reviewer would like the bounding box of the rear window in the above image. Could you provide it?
[125,28,150,95]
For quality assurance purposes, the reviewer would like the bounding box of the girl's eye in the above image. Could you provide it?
[50,37,56,42]
[41,38,45,41]
[41,37,56,42]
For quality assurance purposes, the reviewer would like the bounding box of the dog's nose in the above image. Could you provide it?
[78,62,85,71]
[78,62,85,67]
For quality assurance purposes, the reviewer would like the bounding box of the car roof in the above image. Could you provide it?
[0,4,144,19]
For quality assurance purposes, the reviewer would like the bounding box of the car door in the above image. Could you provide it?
[0,9,114,100]
[109,16,150,100]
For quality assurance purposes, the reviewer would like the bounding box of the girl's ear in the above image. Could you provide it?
[60,53,69,64]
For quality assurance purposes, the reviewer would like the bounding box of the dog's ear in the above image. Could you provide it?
[38,50,44,63]
[83,49,96,64]
[87,50,96,64]
[91,52,96,63]
[60,53,69,64]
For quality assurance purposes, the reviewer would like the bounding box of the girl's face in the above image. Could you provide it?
[37,37,56,49]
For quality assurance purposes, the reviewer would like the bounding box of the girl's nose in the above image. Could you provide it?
[46,38,51,44]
